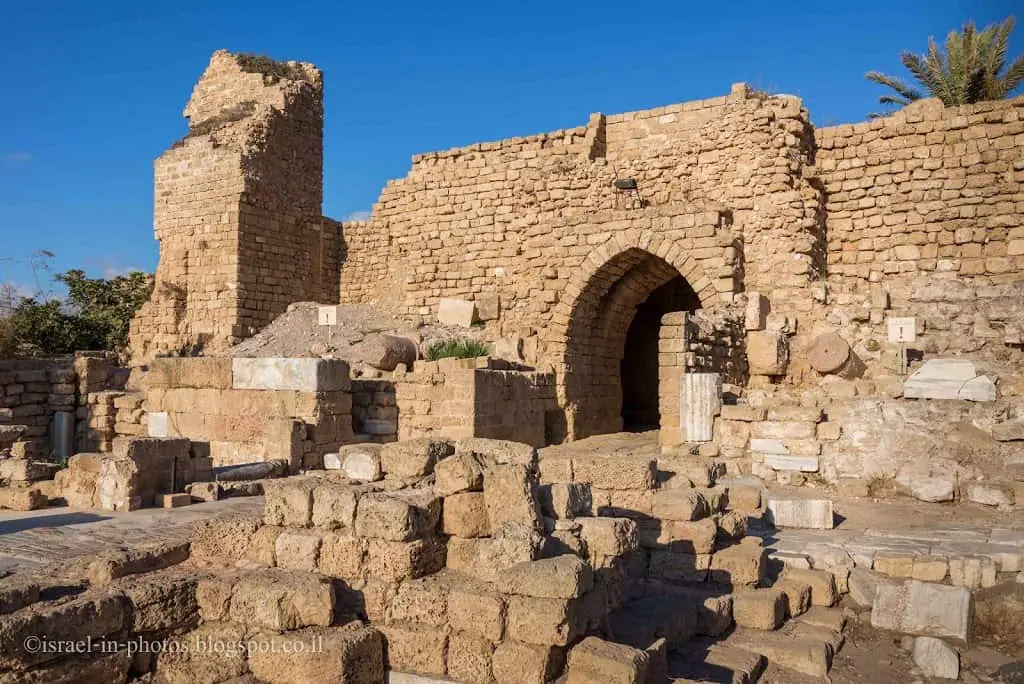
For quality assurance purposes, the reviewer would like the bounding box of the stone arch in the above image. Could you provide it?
[548,233,723,441]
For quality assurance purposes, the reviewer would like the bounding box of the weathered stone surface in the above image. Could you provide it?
[871,580,971,640]
[808,332,851,374]
[709,544,766,586]
[895,463,956,503]
[992,418,1024,442]
[355,490,441,542]
[447,630,495,684]
[380,438,453,479]
[967,482,1014,507]
[765,496,833,529]
[456,438,537,468]
[87,540,190,586]
[339,443,383,481]
[229,569,335,631]
[232,357,349,391]
[747,330,788,376]
[848,567,896,608]
[380,623,447,677]
[311,482,359,530]
[248,625,384,684]
[572,453,655,491]
[681,373,721,442]
[733,588,786,630]
[492,641,564,684]
[912,636,959,680]
[539,482,592,519]
[442,492,490,538]
[651,488,707,522]
[446,535,538,582]
[903,359,995,401]
[576,517,638,563]
[781,567,837,607]
[447,580,505,642]
[483,463,541,535]
[434,452,484,495]
[565,636,650,684]
[0,593,126,669]
[506,595,586,646]
[497,555,594,599]
[437,298,477,327]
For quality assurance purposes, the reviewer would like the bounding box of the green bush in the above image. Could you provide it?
[1,269,152,359]
[425,338,490,361]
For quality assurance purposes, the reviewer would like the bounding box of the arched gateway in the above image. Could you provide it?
[547,233,726,441]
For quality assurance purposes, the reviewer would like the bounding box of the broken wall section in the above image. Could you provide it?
[129,50,334,363]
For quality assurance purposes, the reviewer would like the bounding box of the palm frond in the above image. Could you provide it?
[866,70,924,103]
[1002,54,1024,94]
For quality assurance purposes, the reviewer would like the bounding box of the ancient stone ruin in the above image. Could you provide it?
[1,49,1023,683]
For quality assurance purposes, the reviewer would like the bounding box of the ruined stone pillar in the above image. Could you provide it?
[680,372,721,442]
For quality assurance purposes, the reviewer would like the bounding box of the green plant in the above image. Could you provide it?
[425,338,490,361]
[867,16,1024,115]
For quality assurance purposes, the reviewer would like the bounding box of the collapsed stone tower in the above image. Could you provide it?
[129,50,340,361]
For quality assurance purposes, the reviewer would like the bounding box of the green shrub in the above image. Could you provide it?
[425,338,490,361]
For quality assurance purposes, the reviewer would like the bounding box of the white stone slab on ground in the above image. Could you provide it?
[871,579,971,641]
[765,496,834,529]
[763,454,819,472]
[749,438,789,455]
[231,357,349,392]
[912,637,959,679]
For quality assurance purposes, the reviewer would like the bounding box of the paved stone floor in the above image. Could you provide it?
[0,497,263,575]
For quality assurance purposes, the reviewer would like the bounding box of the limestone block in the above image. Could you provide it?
[709,544,766,586]
[911,556,948,582]
[456,437,537,468]
[492,641,564,684]
[651,488,707,522]
[365,539,446,583]
[497,555,594,599]
[895,465,955,503]
[903,359,994,401]
[765,496,834,529]
[763,454,819,472]
[848,567,896,608]
[446,630,495,684]
[807,333,851,374]
[733,588,787,630]
[275,529,323,572]
[380,437,454,478]
[443,492,491,538]
[0,576,40,615]
[447,583,505,642]
[751,421,816,440]
[871,580,971,640]
[744,293,768,331]
[264,478,316,527]
[667,518,718,554]
[874,553,915,578]
[774,577,811,617]
[565,637,650,684]
[249,626,384,684]
[540,482,592,519]
[229,570,334,632]
[231,357,349,392]
[747,331,788,376]
[474,293,500,321]
[318,532,366,579]
[355,490,441,541]
[912,636,959,680]
[648,550,711,583]
[380,623,447,677]
[576,517,638,563]
[681,373,721,442]
[340,444,383,482]
[483,463,541,535]
[446,535,538,582]
[766,406,823,423]
[161,493,191,508]
[506,595,587,647]
[571,453,655,491]
[355,334,418,371]
[0,486,47,511]
[720,405,767,422]
[781,568,837,607]
[434,452,484,495]
[948,556,997,589]
[437,298,477,327]
[992,419,1024,442]
[967,482,1014,507]
[147,411,169,438]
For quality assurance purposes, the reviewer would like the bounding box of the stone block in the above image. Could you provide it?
[492,641,564,684]
[189,513,263,560]
[0,593,125,669]
[118,570,199,634]
[446,535,538,582]
[992,419,1024,442]
[565,636,650,684]
[456,437,537,468]
[228,570,334,631]
[895,465,956,503]
[506,595,587,646]
[749,437,789,454]
[666,517,718,554]
[949,556,997,589]
[871,580,971,640]
[365,538,446,582]
[264,477,317,527]
[447,581,505,642]
[765,496,834,529]
[447,631,495,684]
[576,517,638,563]
[681,372,721,442]
[483,463,541,535]
[311,482,359,530]
[539,482,592,519]
[87,540,190,586]
[744,292,768,331]
[357,489,441,542]
[763,454,819,472]
[437,297,478,327]
[781,568,837,607]
[728,628,831,679]
[911,556,948,582]
[774,577,811,617]
[720,405,767,422]
[248,626,384,684]
[733,588,787,630]
[339,443,383,482]
[912,636,959,680]
[751,421,816,440]
[648,550,711,583]
[318,532,366,579]
[571,453,655,491]
[275,528,323,572]
[903,359,992,401]
[497,555,594,599]
[0,577,39,615]
[651,488,707,521]
[443,492,491,538]
[967,482,1014,507]
[874,553,915,578]
[231,357,350,392]
[709,544,766,586]
[151,621,247,684]
[386,577,449,627]
[161,492,191,508]
[380,623,447,677]
[0,486,47,511]
[380,437,453,479]
[434,451,484,495]
[848,567,897,608]
[747,330,788,376]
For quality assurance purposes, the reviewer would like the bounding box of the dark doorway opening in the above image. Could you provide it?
[620,275,701,431]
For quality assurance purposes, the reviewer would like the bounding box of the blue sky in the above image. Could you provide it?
[0,0,1019,296]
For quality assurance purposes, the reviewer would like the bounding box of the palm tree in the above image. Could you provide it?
[867,16,1024,114]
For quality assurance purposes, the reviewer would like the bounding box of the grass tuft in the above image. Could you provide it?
[425,338,490,361]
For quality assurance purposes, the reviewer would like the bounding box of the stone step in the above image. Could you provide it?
[725,625,834,679]
[764,495,834,530]
[667,640,766,684]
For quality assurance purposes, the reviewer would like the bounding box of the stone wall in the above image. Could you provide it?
[0,360,75,458]
[143,357,353,469]
[128,51,336,362]
[351,378,399,443]
[809,96,1024,370]
[395,358,555,447]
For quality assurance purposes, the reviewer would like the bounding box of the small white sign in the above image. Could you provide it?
[318,305,339,326]
[887,316,917,343]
